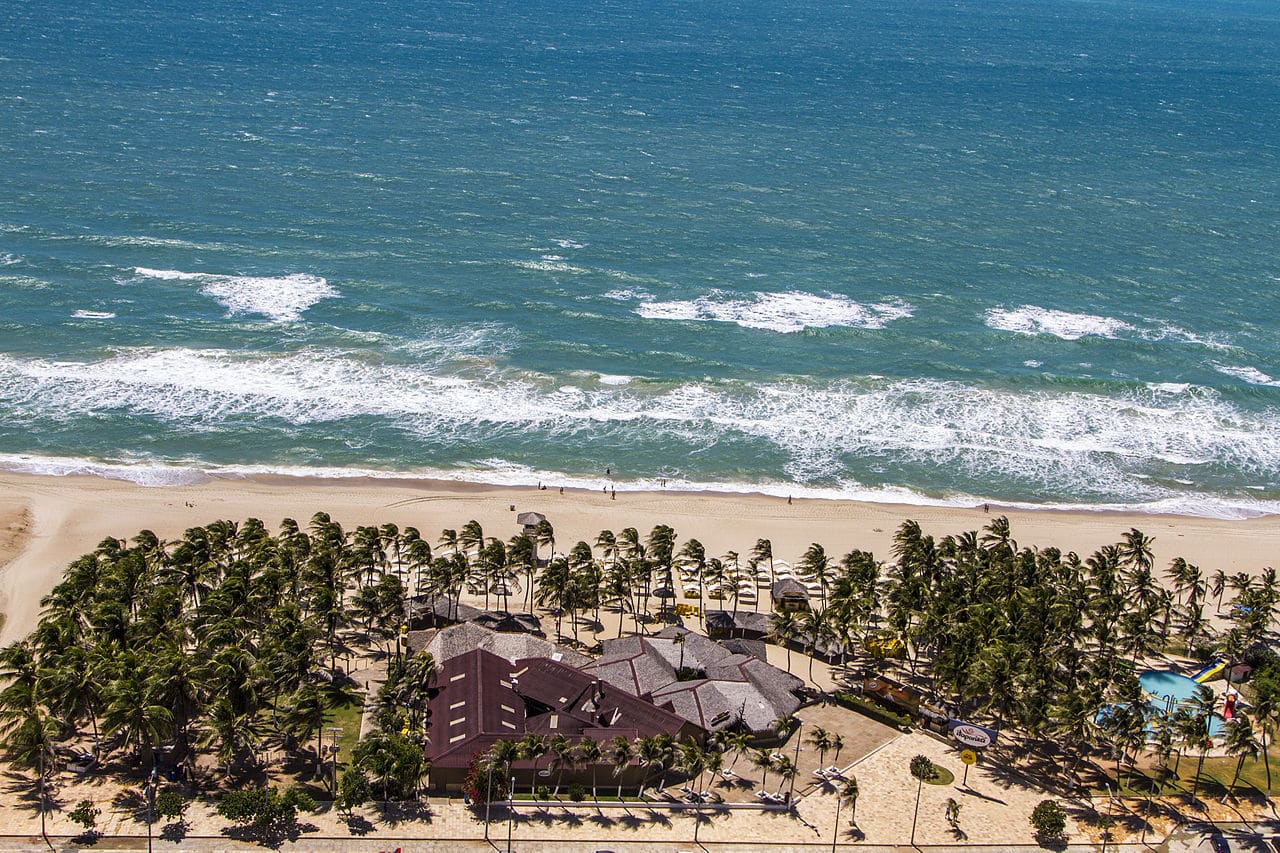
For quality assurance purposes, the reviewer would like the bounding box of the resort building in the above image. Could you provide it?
[411,621,591,667]
[423,647,701,793]
[770,579,810,612]
[581,627,805,738]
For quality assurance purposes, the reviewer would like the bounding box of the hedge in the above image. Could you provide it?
[831,691,913,729]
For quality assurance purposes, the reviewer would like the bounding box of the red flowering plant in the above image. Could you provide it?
[461,752,509,806]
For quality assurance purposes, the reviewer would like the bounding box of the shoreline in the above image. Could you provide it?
[2,452,1277,522]
[4,467,1280,645]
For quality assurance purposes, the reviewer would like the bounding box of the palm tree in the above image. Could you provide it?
[909,754,934,847]
[774,754,798,798]
[750,748,774,791]
[1185,685,1217,801]
[102,667,173,770]
[678,740,706,790]
[577,737,602,800]
[841,776,860,827]
[606,735,633,797]
[830,733,845,767]
[1252,681,1278,794]
[1223,714,1260,798]
[769,611,800,672]
[283,682,331,780]
[806,726,832,769]
[547,734,574,797]
[518,733,548,793]
[533,519,556,565]
[752,539,775,586]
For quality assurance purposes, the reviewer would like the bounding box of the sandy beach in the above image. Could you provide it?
[3,469,1280,645]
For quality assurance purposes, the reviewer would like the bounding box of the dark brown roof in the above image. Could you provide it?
[424,648,701,770]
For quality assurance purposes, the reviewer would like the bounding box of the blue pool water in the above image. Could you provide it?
[1139,670,1203,704]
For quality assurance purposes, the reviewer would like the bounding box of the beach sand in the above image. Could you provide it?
[3,470,1280,645]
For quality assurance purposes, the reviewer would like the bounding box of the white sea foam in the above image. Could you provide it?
[987,304,1232,350]
[633,290,914,333]
[1147,382,1191,394]
[985,305,1134,340]
[71,310,116,319]
[0,253,20,266]
[512,259,590,275]
[1215,364,1280,387]
[132,267,337,322]
[1,449,1277,520]
[2,349,1279,516]
[552,238,586,249]
[602,288,653,302]
[598,374,632,386]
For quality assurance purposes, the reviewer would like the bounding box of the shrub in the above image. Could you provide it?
[535,784,552,801]
[1030,799,1067,841]
[68,799,99,833]
[155,791,187,822]
[567,783,586,802]
[461,754,508,806]
[217,787,316,835]
[337,770,373,814]
[830,692,913,729]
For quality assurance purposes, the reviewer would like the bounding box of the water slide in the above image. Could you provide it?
[1192,660,1226,683]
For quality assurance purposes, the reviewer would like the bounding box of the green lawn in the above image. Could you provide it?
[1099,752,1280,799]
[326,694,365,771]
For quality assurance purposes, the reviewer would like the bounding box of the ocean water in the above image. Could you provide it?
[2,0,1279,517]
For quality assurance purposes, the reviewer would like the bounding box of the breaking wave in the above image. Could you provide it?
[1,348,1278,515]
[132,268,337,322]
[631,290,914,333]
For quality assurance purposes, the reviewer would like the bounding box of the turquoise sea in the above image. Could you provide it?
[1,0,1279,517]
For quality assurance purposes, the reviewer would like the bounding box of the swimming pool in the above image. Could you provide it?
[1138,670,1224,736]
[1140,670,1203,704]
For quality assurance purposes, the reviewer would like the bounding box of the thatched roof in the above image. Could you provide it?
[517,511,547,526]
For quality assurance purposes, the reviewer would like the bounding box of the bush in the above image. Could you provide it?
[535,784,552,801]
[1030,799,1067,841]
[567,783,586,802]
[831,692,913,729]
[217,787,316,835]
[68,799,99,833]
[461,754,508,806]
[337,770,373,814]
[155,791,188,822]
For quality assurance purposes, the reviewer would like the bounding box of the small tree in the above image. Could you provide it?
[155,791,188,825]
[1030,799,1067,842]
[568,783,587,802]
[217,787,316,839]
[67,800,100,837]
[909,755,933,847]
[337,771,373,816]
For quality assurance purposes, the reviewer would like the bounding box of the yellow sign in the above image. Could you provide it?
[960,749,977,766]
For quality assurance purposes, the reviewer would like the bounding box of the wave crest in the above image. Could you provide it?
[633,290,913,333]
[132,268,337,322]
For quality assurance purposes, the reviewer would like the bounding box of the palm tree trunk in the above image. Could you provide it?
[1264,726,1273,793]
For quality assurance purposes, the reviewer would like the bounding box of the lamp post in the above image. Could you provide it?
[145,762,157,853]
[789,721,803,804]
[324,726,343,795]
[484,757,494,840]
[506,775,516,853]
[831,788,842,853]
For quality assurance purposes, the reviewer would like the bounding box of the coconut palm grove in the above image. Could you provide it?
[2,513,1279,845]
